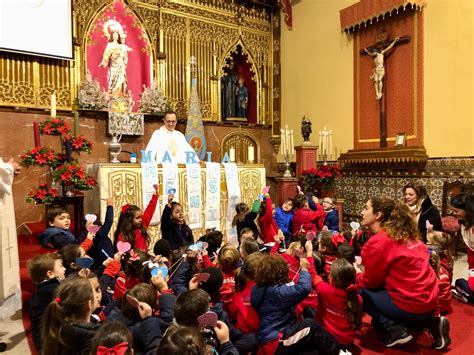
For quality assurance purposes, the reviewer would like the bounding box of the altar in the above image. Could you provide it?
[91,163,266,246]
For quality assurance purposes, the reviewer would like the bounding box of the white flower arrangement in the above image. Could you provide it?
[138,82,172,115]
[77,71,109,110]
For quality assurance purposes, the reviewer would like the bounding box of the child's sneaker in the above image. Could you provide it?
[451,288,468,303]
[427,316,451,350]
[381,325,413,347]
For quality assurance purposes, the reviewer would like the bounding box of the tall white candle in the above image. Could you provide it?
[229,147,235,162]
[318,132,322,159]
[290,130,294,155]
[248,145,255,162]
[285,125,289,154]
[329,131,333,160]
[280,129,286,154]
[50,94,56,118]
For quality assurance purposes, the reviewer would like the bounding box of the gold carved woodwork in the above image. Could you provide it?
[1,0,273,124]
[221,131,259,164]
[96,163,266,246]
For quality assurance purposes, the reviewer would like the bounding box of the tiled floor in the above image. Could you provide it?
[0,253,470,354]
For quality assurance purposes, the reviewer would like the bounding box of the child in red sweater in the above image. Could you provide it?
[229,252,263,334]
[429,249,452,315]
[114,187,159,252]
[312,258,362,350]
[218,244,240,313]
[292,194,325,238]
[258,191,280,244]
[318,231,346,277]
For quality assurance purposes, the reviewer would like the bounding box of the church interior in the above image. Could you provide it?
[0,0,473,353]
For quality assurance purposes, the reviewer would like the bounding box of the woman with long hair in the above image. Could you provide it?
[357,196,450,350]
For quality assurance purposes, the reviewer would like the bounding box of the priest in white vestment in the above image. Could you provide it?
[146,111,196,164]
[0,158,21,320]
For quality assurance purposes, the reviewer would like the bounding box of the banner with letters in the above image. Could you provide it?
[186,163,202,229]
[224,163,241,246]
[162,163,179,204]
[205,162,221,230]
[141,162,160,225]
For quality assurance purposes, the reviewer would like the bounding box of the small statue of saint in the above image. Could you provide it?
[301,115,312,143]
[221,61,237,119]
[235,77,248,119]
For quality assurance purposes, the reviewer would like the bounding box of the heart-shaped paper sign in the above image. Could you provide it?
[350,221,360,230]
[85,214,97,223]
[197,311,218,328]
[87,225,100,234]
[151,265,169,278]
[117,241,131,253]
[262,186,270,194]
[75,257,94,270]
[306,231,316,241]
[153,183,159,191]
[125,294,140,308]
[194,272,211,282]
[167,188,176,195]
[189,242,205,252]
[426,220,434,232]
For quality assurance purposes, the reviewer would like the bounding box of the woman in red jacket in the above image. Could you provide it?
[357,196,451,350]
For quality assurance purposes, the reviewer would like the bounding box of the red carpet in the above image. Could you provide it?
[18,223,474,354]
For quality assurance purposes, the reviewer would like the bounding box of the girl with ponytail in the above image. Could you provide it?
[312,258,362,351]
[42,276,101,354]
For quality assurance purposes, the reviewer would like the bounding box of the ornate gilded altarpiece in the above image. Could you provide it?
[0,0,280,135]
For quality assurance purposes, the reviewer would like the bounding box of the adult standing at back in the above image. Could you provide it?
[357,196,450,350]
[403,182,441,242]
[145,111,195,164]
[0,158,21,352]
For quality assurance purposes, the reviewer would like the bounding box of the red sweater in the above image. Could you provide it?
[229,280,260,333]
[259,195,280,244]
[313,274,362,345]
[117,194,158,251]
[357,230,439,314]
[220,271,235,313]
[437,265,452,315]
[292,205,325,236]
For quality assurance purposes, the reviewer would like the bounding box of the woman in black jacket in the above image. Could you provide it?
[403,182,442,242]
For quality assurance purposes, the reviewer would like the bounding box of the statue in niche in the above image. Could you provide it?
[221,60,238,119]
[99,21,133,98]
[301,115,312,143]
[235,77,248,118]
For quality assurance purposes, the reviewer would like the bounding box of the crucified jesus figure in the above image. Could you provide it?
[363,37,400,100]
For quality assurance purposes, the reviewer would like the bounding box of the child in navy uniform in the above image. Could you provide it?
[38,207,75,249]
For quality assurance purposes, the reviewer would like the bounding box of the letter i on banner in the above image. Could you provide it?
[162,163,179,203]
[205,162,221,230]
[141,162,161,225]
[186,163,202,229]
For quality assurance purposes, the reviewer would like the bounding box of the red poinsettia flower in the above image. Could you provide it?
[58,126,69,135]
[36,189,47,199]
[44,150,55,161]
[67,164,76,172]
[72,136,84,149]
[60,171,72,181]
[49,188,59,197]
[42,124,53,134]
[76,169,85,179]
[35,154,47,165]
[51,118,61,125]
[87,177,97,186]
[31,147,41,155]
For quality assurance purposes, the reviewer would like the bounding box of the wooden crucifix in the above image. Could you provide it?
[360,32,410,148]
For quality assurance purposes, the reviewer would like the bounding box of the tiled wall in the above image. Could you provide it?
[335,157,474,219]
